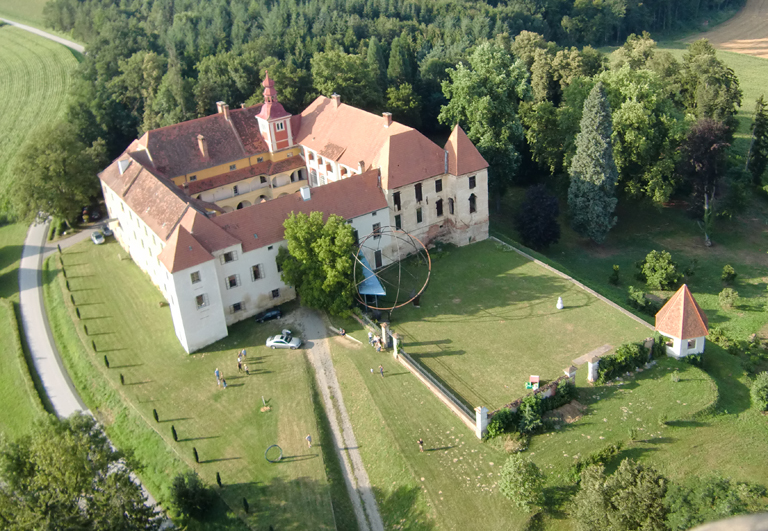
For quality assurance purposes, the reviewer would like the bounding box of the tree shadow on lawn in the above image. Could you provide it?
[373,485,436,531]
[541,483,579,521]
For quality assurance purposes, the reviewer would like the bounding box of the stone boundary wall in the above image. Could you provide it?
[397,350,476,431]
[489,236,655,331]
[489,374,570,418]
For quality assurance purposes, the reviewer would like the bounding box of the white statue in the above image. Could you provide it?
[556,296,564,310]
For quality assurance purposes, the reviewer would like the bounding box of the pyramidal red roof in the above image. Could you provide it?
[158,225,214,274]
[445,124,488,176]
[655,285,709,340]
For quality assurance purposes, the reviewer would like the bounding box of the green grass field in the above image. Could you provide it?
[43,239,354,530]
[0,26,76,193]
[0,0,48,28]
[382,241,650,410]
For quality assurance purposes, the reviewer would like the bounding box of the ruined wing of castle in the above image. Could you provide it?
[98,74,489,352]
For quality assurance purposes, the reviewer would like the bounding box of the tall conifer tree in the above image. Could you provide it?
[747,95,768,186]
[568,82,618,244]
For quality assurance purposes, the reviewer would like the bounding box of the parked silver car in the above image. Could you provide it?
[265,333,302,349]
[90,231,105,245]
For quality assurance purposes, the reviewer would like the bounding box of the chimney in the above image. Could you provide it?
[382,112,392,128]
[216,101,230,121]
[241,103,246,109]
[216,101,224,113]
[358,160,365,172]
[331,93,341,108]
[300,186,311,201]
[197,134,208,159]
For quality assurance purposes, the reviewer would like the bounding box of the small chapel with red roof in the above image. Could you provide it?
[655,284,709,358]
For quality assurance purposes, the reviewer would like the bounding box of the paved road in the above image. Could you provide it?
[300,309,384,531]
[19,221,88,418]
[0,17,85,53]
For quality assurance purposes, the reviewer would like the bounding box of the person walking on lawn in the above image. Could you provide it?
[221,378,227,389]
[368,331,373,345]
[306,434,312,448]
[379,365,384,378]
[237,360,242,373]
[215,368,221,386]
[418,438,424,452]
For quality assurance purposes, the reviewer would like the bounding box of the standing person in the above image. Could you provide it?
[241,348,247,359]
[418,438,424,452]
[368,331,373,345]
[215,368,221,386]
[306,434,312,448]
[379,365,384,378]
[243,362,249,375]
[370,368,374,376]
[237,360,242,373]
[221,378,227,389]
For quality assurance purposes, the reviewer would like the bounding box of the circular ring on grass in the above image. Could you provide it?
[265,445,283,463]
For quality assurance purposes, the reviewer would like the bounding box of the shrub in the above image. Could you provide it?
[498,454,544,511]
[569,443,623,482]
[608,264,620,285]
[596,342,648,384]
[514,184,561,250]
[718,288,738,309]
[517,395,543,434]
[627,286,647,310]
[170,471,214,518]
[549,379,577,410]
[503,432,530,453]
[665,476,767,531]
[750,372,768,411]
[707,326,731,348]
[636,250,681,290]
[571,459,668,531]
[485,408,518,440]
[721,264,737,284]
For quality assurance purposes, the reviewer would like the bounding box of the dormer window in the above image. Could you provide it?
[189,175,197,182]
[230,164,237,171]
[257,157,264,163]
[275,122,284,131]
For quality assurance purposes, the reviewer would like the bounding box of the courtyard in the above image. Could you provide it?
[381,240,652,410]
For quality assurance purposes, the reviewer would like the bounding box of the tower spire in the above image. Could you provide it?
[262,71,278,103]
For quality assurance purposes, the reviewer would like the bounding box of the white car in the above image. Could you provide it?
[90,231,105,245]
[266,334,302,349]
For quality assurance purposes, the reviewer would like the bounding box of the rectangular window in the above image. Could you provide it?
[189,175,197,181]
[415,183,423,202]
[276,122,284,131]
[449,198,455,215]
[352,229,359,248]
[226,274,240,289]
[267,245,273,251]
[196,293,209,309]
[257,157,264,163]
[221,251,238,264]
[231,302,243,313]
[191,271,201,284]
[271,288,280,299]
[436,179,443,193]
[260,176,267,183]
[416,208,423,224]
[373,223,381,239]
[276,258,283,273]
[372,211,377,217]
[375,250,382,269]
[287,152,293,157]
[251,264,264,281]
[393,192,401,211]
[469,175,476,189]
[233,185,239,196]
[230,164,237,171]
[394,215,402,230]
[436,199,443,217]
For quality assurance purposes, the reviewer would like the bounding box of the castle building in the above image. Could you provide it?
[98,74,489,352]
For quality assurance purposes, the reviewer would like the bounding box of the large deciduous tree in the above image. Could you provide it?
[0,413,161,530]
[567,82,618,244]
[277,212,356,315]
[515,184,561,249]
[3,122,107,224]
[439,40,530,206]
[311,50,383,111]
[747,95,768,186]
[570,459,668,531]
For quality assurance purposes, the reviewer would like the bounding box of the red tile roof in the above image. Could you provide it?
[655,285,709,339]
[178,208,240,253]
[158,225,214,274]
[140,104,268,178]
[212,169,387,252]
[377,131,445,189]
[184,156,305,195]
[445,124,489,175]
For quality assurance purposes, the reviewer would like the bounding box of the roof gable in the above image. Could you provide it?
[179,209,240,253]
[445,124,489,176]
[380,131,446,189]
[158,225,214,274]
[655,285,709,339]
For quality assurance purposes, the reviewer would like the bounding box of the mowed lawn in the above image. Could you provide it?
[0,26,76,189]
[384,240,650,410]
[45,239,343,530]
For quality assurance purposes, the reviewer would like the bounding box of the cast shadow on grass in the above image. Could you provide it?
[374,485,436,531]
[643,436,675,444]
[278,454,318,462]
[424,445,455,452]
[665,419,708,428]
[541,483,579,520]
[200,457,241,464]
[179,436,220,442]
[608,447,659,472]
[110,363,142,368]
[124,380,152,386]
[0,244,23,271]
[159,417,192,423]
[405,338,454,347]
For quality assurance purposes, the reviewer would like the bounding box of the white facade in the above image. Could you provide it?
[660,333,706,359]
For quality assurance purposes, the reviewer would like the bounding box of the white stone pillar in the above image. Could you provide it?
[381,322,389,349]
[587,356,599,383]
[564,365,577,384]
[392,333,399,359]
[475,406,488,439]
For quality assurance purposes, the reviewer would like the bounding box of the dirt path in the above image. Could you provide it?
[298,308,384,531]
[685,0,768,58]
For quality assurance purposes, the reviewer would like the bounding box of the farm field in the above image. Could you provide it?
[0,0,48,28]
[380,240,650,411]
[43,239,354,530]
[0,26,76,194]
[686,0,768,58]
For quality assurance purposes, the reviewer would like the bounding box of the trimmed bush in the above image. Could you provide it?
[636,250,681,290]
[750,372,768,411]
[608,265,620,285]
[597,342,648,384]
[545,379,577,411]
[499,454,544,511]
[485,408,518,440]
[570,443,623,482]
[721,264,737,284]
[718,288,738,309]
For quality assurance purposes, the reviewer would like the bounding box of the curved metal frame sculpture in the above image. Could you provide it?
[264,444,283,463]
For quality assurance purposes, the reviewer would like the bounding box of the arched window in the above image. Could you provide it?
[469,194,476,214]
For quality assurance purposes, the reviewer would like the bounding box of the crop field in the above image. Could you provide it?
[0,26,76,193]
[686,0,768,58]
[0,0,51,30]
